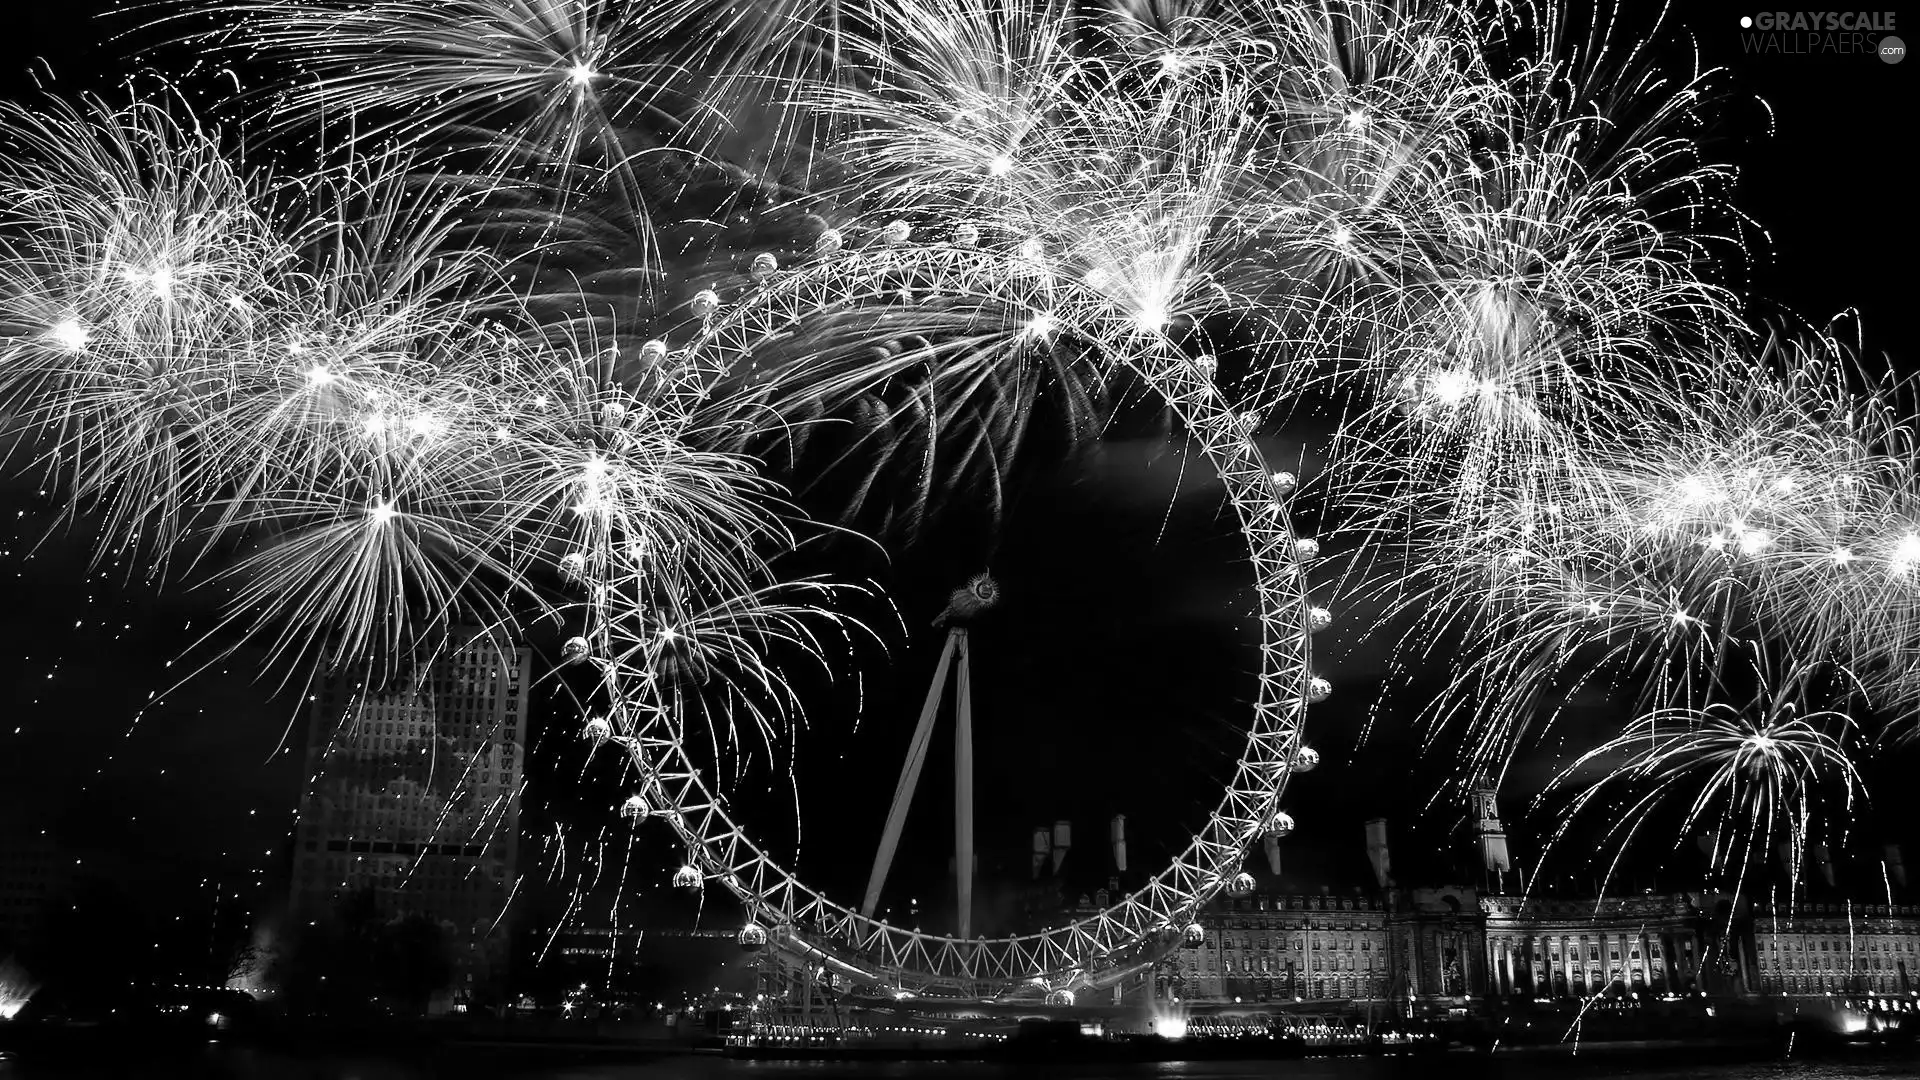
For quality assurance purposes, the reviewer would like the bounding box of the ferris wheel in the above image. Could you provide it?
[603,225,1330,1000]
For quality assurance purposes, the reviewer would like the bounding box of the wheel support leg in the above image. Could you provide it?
[861,629,959,920]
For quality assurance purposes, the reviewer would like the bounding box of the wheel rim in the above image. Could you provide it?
[616,236,1321,998]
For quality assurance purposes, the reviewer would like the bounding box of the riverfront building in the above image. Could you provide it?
[1748,899,1920,997]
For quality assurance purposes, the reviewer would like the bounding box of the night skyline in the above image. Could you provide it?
[0,2,1916,1053]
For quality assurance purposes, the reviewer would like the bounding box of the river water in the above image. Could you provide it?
[4,1047,1915,1080]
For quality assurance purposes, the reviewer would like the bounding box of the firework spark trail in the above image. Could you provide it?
[1538,685,1864,894]
[0,93,856,769]
[1339,330,1920,840]
[185,1,684,194]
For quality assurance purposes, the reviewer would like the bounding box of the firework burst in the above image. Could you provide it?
[0,91,854,764]
[1540,674,1864,897]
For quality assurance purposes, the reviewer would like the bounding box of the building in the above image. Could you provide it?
[0,827,59,958]
[1159,889,1392,1005]
[290,628,531,1008]
[1747,899,1920,997]
[758,789,1920,1023]
[1471,775,1733,1002]
[1142,780,1749,1014]
[516,887,650,1008]
[1394,885,1488,1005]
[1148,816,1489,1014]
[1480,893,1707,999]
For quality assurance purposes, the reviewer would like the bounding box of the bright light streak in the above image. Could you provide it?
[45,319,88,352]
[1676,476,1715,504]
[1133,300,1169,333]
[1891,532,1920,577]
[1427,369,1474,405]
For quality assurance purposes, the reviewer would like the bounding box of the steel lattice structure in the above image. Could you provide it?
[601,230,1326,998]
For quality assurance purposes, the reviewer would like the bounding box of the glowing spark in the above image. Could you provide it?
[1427,369,1474,405]
[1676,476,1716,505]
[1133,300,1168,333]
[45,319,88,352]
[1891,532,1920,577]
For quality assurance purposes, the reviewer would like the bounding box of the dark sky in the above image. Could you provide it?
[0,1,1912,943]
[1685,2,1910,367]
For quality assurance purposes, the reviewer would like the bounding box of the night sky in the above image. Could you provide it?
[0,1,1913,948]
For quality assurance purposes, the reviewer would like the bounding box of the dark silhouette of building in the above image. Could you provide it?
[289,628,531,1010]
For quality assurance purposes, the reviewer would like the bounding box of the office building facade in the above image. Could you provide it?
[290,628,531,1008]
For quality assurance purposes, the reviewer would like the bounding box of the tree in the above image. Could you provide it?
[374,914,452,1015]
[272,890,455,1017]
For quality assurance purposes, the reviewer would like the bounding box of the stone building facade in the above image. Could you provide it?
[1157,890,1392,1004]
[1480,893,1706,999]
[1150,883,1487,1011]
[1746,899,1920,997]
